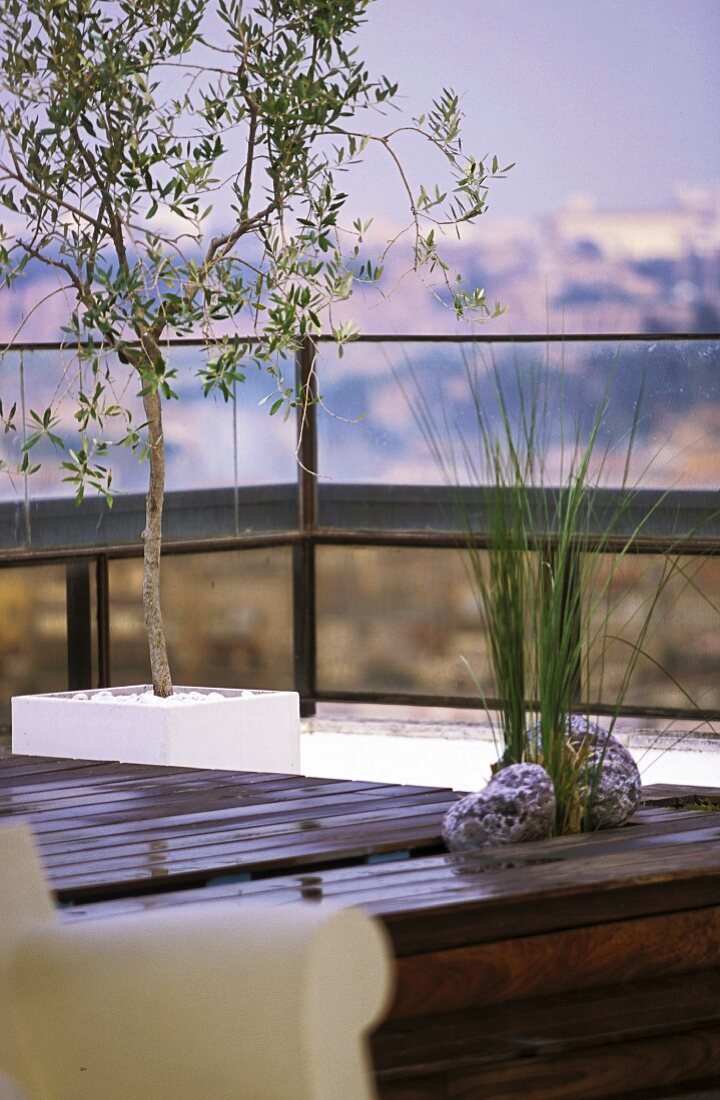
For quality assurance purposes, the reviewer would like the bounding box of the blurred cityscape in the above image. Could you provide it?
[2,188,719,342]
[466,186,720,336]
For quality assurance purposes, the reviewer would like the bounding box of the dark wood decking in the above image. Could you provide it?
[4,755,720,1098]
[0,755,457,899]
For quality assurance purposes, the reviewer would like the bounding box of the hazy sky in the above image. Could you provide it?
[351,0,720,221]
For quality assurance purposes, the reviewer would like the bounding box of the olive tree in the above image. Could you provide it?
[0,0,509,695]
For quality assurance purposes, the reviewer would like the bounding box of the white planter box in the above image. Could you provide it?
[11,685,301,773]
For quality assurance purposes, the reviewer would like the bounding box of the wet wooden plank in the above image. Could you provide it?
[60,831,720,958]
[0,759,130,782]
[376,843,720,955]
[373,969,720,1077]
[641,784,720,808]
[39,803,452,883]
[376,1024,720,1099]
[7,756,720,1100]
[37,793,455,869]
[21,794,720,878]
[0,755,456,899]
[11,780,434,835]
[0,773,368,817]
[49,821,448,899]
[0,766,369,809]
[48,815,698,896]
[5,756,720,939]
[0,768,303,801]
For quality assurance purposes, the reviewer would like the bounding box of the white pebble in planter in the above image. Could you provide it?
[11,685,300,773]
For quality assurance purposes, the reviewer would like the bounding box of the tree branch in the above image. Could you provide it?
[0,159,114,238]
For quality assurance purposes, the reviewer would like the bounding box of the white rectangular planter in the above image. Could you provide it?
[11,685,300,773]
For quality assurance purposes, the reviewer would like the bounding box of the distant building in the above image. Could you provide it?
[550,188,720,262]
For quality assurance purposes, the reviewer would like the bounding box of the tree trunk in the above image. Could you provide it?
[141,386,173,696]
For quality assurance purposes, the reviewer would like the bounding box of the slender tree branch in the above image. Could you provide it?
[240,96,258,218]
[0,284,75,354]
[19,241,86,295]
[0,159,114,237]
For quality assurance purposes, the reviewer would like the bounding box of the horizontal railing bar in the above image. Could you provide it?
[315,332,720,344]
[309,529,720,556]
[1,526,718,568]
[0,531,304,568]
[2,536,719,569]
[311,690,720,723]
[2,332,719,352]
[0,483,298,556]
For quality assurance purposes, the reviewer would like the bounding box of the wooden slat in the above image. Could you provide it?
[7,756,720,945]
[0,757,455,899]
[43,807,448,880]
[374,969,720,1098]
[38,794,454,870]
[48,821,447,898]
[641,784,720,808]
[388,906,720,1020]
[62,832,720,962]
[0,759,131,782]
[0,775,387,821]
[0,768,309,802]
[376,1026,720,1099]
[13,782,438,835]
[374,969,720,1077]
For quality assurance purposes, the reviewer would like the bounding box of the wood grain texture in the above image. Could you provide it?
[374,969,720,1097]
[440,1026,720,1099]
[375,970,720,1070]
[376,1022,720,1099]
[1,756,455,900]
[389,906,720,1019]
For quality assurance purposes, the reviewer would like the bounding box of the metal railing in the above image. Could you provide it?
[1,332,718,721]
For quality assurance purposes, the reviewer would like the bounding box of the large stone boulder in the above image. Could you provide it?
[566,715,641,829]
[525,714,641,829]
[442,763,556,852]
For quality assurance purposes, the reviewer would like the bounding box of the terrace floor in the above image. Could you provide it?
[4,748,720,1097]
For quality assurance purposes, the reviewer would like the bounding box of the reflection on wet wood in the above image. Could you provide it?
[0,755,456,899]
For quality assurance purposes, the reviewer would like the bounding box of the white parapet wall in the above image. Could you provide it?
[300,717,720,792]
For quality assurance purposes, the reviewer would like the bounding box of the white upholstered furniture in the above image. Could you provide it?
[0,823,392,1099]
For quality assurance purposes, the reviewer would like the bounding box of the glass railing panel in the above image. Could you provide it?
[315,337,720,529]
[0,344,298,549]
[316,545,490,701]
[0,564,68,728]
[108,548,294,690]
[582,552,720,716]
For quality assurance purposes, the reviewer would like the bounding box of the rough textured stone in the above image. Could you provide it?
[442,763,556,852]
[525,715,641,829]
[566,715,641,829]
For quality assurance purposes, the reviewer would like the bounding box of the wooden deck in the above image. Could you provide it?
[4,754,720,1098]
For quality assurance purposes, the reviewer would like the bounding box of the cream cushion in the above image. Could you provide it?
[0,823,393,1100]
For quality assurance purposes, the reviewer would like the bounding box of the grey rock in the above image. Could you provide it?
[524,715,641,829]
[566,715,641,829]
[442,763,556,852]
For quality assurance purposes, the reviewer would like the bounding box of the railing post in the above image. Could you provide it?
[66,560,92,691]
[293,335,319,717]
[96,554,111,688]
